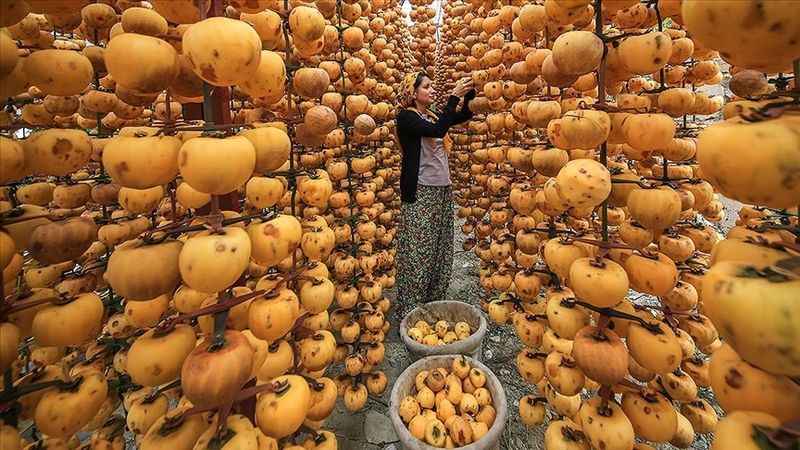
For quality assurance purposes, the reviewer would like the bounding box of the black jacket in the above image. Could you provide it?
[395,91,475,203]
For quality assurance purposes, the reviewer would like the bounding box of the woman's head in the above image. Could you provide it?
[413,73,433,107]
[399,71,432,108]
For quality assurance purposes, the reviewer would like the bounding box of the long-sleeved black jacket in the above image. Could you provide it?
[395,90,475,203]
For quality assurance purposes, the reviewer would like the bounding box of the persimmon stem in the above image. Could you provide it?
[597,314,610,332]
[619,378,645,392]
[233,379,283,403]
[0,295,58,319]
[213,403,233,440]
[0,208,84,226]
[143,378,182,404]
[140,209,277,244]
[560,298,661,333]
[597,385,614,416]
[561,424,586,442]
[209,309,229,352]
[0,378,78,405]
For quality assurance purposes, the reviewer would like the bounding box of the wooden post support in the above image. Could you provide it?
[193,0,240,214]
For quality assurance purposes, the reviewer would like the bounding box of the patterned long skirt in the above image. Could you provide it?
[397,185,454,316]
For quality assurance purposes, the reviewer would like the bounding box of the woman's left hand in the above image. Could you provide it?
[452,77,474,97]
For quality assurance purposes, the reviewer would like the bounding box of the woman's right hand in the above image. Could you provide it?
[452,77,474,97]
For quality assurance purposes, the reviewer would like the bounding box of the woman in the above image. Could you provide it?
[395,71,475,314]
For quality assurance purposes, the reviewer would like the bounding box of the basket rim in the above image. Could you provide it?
[399,301,489,356]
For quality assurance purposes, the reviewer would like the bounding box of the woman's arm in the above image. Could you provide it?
[440,95,461,114]
[397,108,457,138]
[451,89,476,125]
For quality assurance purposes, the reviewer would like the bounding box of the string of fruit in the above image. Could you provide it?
[437,1,799,450]
[0,0,412,448]
[406,0,438,78]
[323,0,398,414]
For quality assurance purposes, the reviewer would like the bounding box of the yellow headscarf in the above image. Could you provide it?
[398,71,424,109]
[398,71,442,122]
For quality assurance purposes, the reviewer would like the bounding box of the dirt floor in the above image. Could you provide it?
[332,196,741,450]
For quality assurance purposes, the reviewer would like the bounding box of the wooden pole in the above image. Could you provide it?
[194,0,239,214]
[595,0,609,243]
[199,0,232,126]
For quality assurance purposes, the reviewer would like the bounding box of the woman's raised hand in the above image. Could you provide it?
[452,77,474,97]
